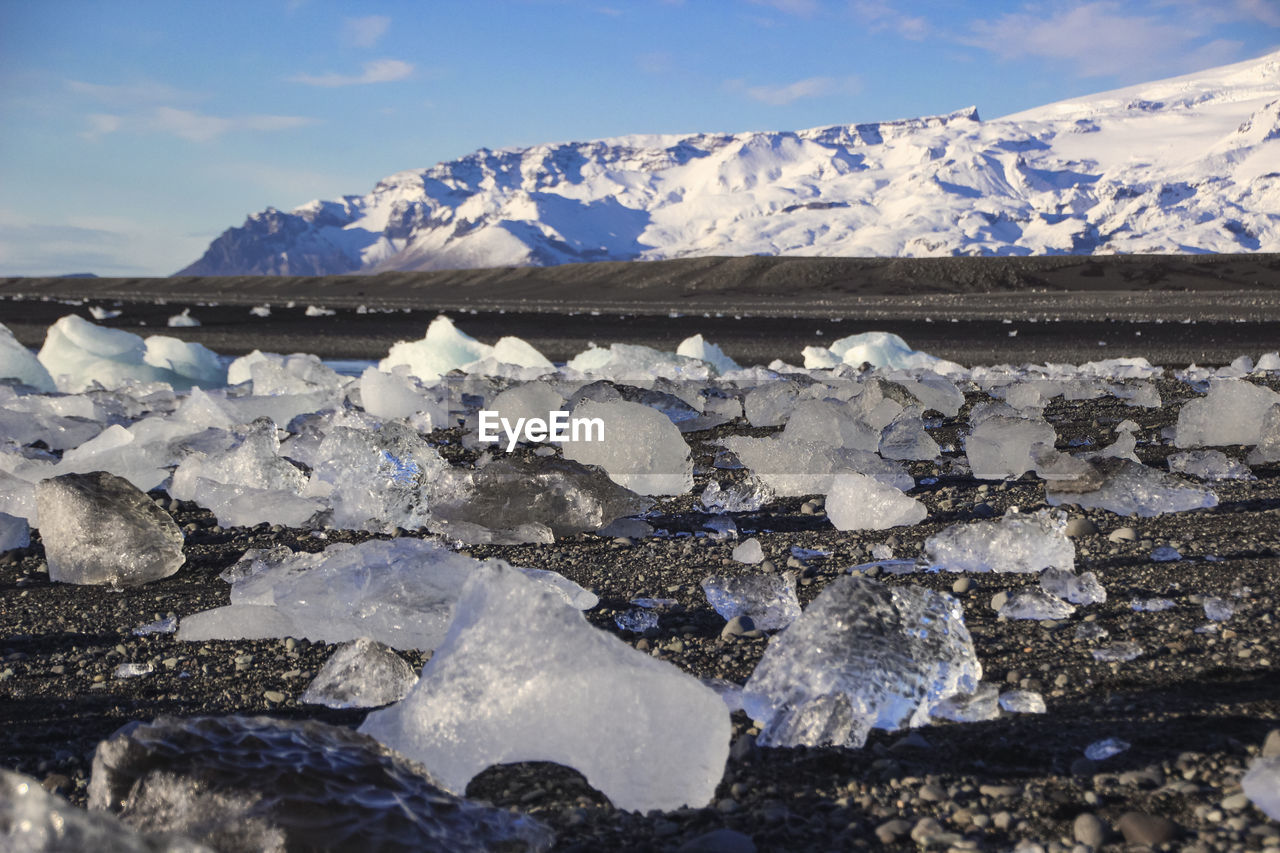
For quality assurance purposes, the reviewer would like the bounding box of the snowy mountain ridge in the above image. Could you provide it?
[179,51,1280,276]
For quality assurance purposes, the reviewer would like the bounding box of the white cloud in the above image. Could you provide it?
[290,58,414,87]
[80,113,122,142]
[734,75,861,105]
[342,15,391,48]
[850,0,928,39]
[66,79,200,105]
[1156,0,1280,27]
[747,0,821,15]
[962,2,1238,77]
[79,108,318,143]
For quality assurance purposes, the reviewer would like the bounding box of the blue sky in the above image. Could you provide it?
[1,0,1277,276]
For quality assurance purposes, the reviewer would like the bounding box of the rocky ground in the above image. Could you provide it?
[2,372,1279,852]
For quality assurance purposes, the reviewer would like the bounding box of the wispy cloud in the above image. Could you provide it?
[962,2,1246,77]
[66,79,200,106]
[80,114,123,142]
[80,108,318,143]
[290,58,414,87]
[731,75,862,105]
[1157,0,1280,27]
[850,0,928,39]
[342,15,391,48]
[747,0,821,16]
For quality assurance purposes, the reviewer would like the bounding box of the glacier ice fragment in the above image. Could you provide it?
[1046,458,1217,517]
[35,471,184,587]
[741,575,980,748]
[1167,449,1255,481]
[998,588,1076,620]
[0,511,30,552]
[825,471,926,531]
[300,638,419,709]
[1085,737,1130,760]
[360,562,730,812]
[1242,756,1280,820]
[929,682,1000,723]
[924,509,1074,574]
[731,537,765,564]
[1175,379,1280,448]
[561,398,693,495]
[88,715,553,852]
[701,571,801,631]
[998,690,1046,714]
[1040,567,1106,605]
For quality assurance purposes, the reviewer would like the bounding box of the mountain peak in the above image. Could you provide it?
[177,53,1280,276]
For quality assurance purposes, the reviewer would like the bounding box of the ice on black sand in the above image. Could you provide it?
[825,471,926,531]
[561,398,693,495]
[88,715,553,852]
[360,562,730,813]
[924,509,1074,574]
[35,470,184,587]
[178,538,595,650]
[300,638,419,709]
[741,576,980,748]
[701,571,801,630]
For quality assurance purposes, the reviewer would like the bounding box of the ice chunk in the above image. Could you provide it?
[429,456,652,543]
[879,408,941,460]
[701,478,774,512]
[818,331,964,375]
[1203,597,1234,622]
[482,381,566,439]
[88,715,553,852]
[360,562,730,812]
[1085,737,1130,760]
[178,538,592,651]
[929,682,1000,723]
[35,471,184,587]
[491,336,554,371]
[1175,379,1280,448]
[924,509,1074,573]
[304,421,447,533]
[133,615,177,636]
[250,304,270,317]
[1131,597,1176,612]
[0,511,29,552]
[167,308,200,327]
[1,768,211,853]
[998,690,1046,714]
[677,334,740,373]
[998,588,1076,620]
[721,435,913,495]
[37,315,184,392]
[701,571,801,631]
[782,399,881,453]
[743,381,799,426]
[1150,545,1181,562]
[379,315,492,381]
[892,373,964,417]
[566,342,713,382]
[304,304,335,317]
[1046,458,1217,517]
[1092,641,1143,662]
[1040,567,1106,605]
[300,638,419,709]
[561,399,693,495]
[731,537,765,564]
[1167,449,1255,481]
[965,415,1057,480]
[825,471,927,531]
[358,366,447,426]
[113,662,154,679]
[0,322,55,391]
[53,424,168,491]
[741,576,980,748]
[1247,404,1280,464]
[143,336,227,388]
[170,419,305,500]
[1242,756,1280,821]
[614,608,659,632]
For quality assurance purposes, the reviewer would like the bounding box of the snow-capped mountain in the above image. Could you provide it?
[179,51,1280,275]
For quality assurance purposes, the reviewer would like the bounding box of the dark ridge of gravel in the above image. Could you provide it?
[2,374,1280,851]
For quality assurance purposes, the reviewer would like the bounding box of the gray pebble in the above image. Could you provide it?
[1108,526,1137,542]
[1065,517,1099,537]
[1073,812,1107,847]
[1117,811,1178,846]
